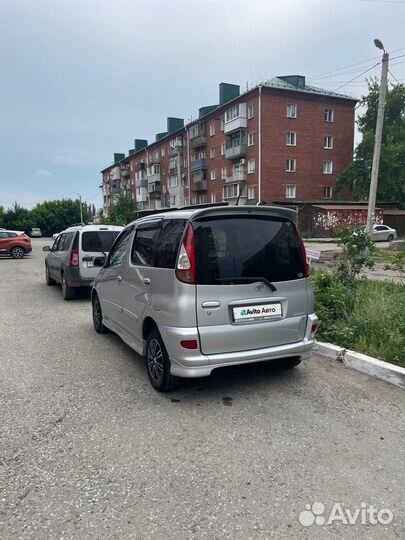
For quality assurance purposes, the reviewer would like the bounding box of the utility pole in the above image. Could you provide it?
[77,193,83,224]
[366,39,389,236]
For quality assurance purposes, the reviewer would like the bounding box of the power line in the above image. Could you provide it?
[388,69,401,84]
[333,62,381,91]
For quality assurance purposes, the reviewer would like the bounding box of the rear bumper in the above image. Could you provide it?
[160,314,318,378]
[64,267,94,288]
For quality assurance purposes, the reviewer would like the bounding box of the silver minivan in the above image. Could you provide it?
[91,206,318,391]
[43,224,123,300]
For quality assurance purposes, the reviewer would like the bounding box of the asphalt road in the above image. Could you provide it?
[1,239,404,540]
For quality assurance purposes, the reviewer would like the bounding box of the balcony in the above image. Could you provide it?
[224,171,247,184]
[137,187,148,203]
[190,158,208,171]
[148,154,160,165]
[121,169,130,177]
[110,166,121,180]
[135,177,147,188]
[148,173,161,185]
[224,104,247,134]
[149,190,161,200]
[111,184,121,193]
[135,163,146,172]
[225,143,247,160]
[148,182,161,194]
[191,135,207,149]
[191,179,207,192]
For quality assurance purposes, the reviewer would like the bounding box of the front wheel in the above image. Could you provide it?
[10,246,25,259]
[61,273,75,300]
[92,294,109,334]
[146,329,179,392]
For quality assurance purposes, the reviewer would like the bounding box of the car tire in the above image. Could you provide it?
[61,272,75,301]
[92,294,109,334]
[45,264,56,286]
[276,356,302,369]
[10,246,25,259]
[387,234,394,242]
[146,329,179,392]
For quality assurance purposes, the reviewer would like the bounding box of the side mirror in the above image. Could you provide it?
[42,246,51,252]
[93,255,106,267]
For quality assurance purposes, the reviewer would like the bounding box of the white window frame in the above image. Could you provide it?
[170,195,176,206]
[210,169,216,180]
[210,193,216,204]
[221,142,225,155]
[324,109,334,122]
[285,185,296,199]
[248,186,256,200]
[210,147,216,159]
[324,135,333,149]
[323,160,333,174]
[286,131,296,146]
[248,104,255,119]
[286,159,296,173]
[161,147,165,157]
[209,123,215,136]
[221,118,225,131]
[221,167,227,180]
[248,159,256,174]
[225,105,240,122]
[287,104,297,118]
[224,183,239,199]
[248,132,256,146]
[324,186,333,199]
[169,175,178,187]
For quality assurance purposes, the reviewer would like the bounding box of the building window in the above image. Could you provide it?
[225,105,240,122]
[248,104,255,119]
[324,186,333,199]
[209,123,215,136]
[221,167,227,180]
[248,159,256,174]
[248,132,256,146]
[224,184,239,199]
[198,150,206,159]
[221,142,225,155]
[324,135,333,149]
[286,131,296,146]
[210,169,216,180]
[210,147,216,159]
[221,118,225,131]
[286,185,296,199]
[286,159,296,172]
[169,176,178,187]
[154,151,159,160]
[130,162,133,171]
[211,193,216,203]
[197,193,208,204]
[170,195,176,206]
[192,196,197,205]
[248,186,256,200]
[323,160,333,174]
[161,147,165,157]
[287,104,297,118]
[183,157,188,168]
[324,109,334,122]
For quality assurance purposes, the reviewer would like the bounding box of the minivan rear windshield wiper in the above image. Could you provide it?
[215,277,277,291]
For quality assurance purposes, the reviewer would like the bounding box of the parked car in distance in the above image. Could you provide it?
[0,230,32,258]
[372,224,397,242]
[43,224,123,300]
[30,227,42,237]
[91,205,318,392]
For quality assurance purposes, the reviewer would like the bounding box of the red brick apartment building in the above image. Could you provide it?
[100,76,357,215]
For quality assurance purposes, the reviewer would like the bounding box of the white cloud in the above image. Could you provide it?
[35,169,54,178]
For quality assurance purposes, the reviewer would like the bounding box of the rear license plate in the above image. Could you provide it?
[233,303,282,322]
[86,261,94,268]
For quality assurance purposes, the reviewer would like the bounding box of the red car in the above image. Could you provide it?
[0,230,32,258]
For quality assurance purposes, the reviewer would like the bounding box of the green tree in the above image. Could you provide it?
[336,80,405,207]
[30,199,92,236]
[1,202,32,232]
[101,194,138,226]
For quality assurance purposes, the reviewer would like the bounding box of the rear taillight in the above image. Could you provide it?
[70,248,79,267]
[311,323,318,335]
[295,225,310,278]
[180,340,198,350]
[175,223,196,284]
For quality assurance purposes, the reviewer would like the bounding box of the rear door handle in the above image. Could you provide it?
[143,278,151,285]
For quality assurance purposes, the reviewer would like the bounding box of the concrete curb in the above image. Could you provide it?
[314,341,405,389]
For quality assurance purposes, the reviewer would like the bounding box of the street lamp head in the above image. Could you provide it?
[374,38,385,52]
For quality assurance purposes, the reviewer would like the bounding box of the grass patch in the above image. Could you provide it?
[372,248,398,264]
[312,270,405,367]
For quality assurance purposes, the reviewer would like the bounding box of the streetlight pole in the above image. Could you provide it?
[366,39,389,235]
[77,193,83,224]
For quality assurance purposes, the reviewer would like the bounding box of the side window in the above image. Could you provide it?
[0,232,8,239]
[154,219,186,269]
[7,232,17,238]
[53,234,65,251]
[131,223,161,267]
[109,229,132,267]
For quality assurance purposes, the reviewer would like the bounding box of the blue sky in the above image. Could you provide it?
[0,0,404,210]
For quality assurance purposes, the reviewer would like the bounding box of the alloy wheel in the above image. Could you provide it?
[12,247,24,259]
[147,338,164,383]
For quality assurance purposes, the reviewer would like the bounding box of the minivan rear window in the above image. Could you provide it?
[81,231,121,252]
[193,215,306,284]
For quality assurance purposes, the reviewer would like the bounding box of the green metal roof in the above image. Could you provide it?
[262,77,357,102]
